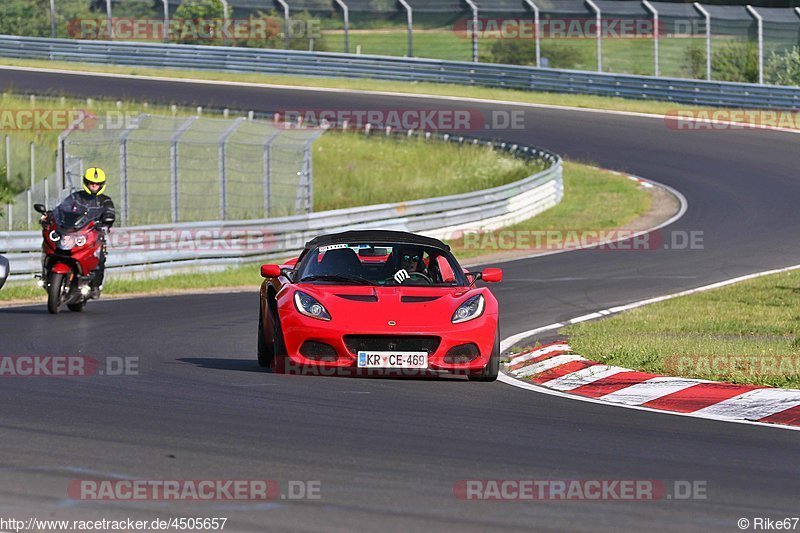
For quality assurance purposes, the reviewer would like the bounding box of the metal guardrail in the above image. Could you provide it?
[0,134,562,281]
[1,36,799,110]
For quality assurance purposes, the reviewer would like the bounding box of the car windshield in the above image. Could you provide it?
[53,196,91,232]
[296,242,467,287]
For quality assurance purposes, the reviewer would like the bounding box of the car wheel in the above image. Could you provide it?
[257,302,274,368]
[271,308,288,374]
[469,327,500,382]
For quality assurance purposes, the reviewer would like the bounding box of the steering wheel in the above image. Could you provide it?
[406,271,433,285]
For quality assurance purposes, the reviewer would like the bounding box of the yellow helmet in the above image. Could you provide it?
[83,167,107,196]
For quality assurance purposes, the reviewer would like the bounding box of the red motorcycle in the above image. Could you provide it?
[35,198,111,314]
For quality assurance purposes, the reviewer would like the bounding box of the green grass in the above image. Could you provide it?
[313,133,538,211]
[1,57,769,118]
[563,269,800,388]
[449,161,651,259]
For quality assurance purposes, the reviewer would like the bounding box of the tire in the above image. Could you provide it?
[257,303,273,368]
[272,310,288,374]
[469,327,500,382]
[47,272,65,315]
[67,302,85,313]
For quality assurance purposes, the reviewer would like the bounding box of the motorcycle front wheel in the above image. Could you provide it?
[47,272,66,314]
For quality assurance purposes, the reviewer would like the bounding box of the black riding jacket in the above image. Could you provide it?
[66,191,116,229]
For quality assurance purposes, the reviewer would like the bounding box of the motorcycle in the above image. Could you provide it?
[0,254,8,290]
[34,198,113,314]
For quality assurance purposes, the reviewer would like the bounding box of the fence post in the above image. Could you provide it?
[523,0,540,67]
[4,136,10,195]
[170,117,197,224]
[161,0,169,42]
[49,0,56,38]
[398,0,413,57]
[585,0,602,72]
[276,0,290,49]
[218,118,245,221]
[746,5,763,85]
[263,130,280,218]
[334,0,349,53]
[464,0,479,62]
[105,0,113,39]
[44,176,49,209]
[694,3,711,81]
[28,142,34,230]
[642,0,659,77]
[119,114,144,226]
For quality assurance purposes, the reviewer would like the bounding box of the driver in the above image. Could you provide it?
[393,246,427,284]
[51,168,116,294]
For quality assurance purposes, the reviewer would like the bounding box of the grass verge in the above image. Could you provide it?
[562,269,800,388]
[314,133,538,211]
[0,57,764,118]
[448,162,651,259]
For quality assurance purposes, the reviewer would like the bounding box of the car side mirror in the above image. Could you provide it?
[34,204,47,214]
[481,268,503,283]
[261,264,282,278]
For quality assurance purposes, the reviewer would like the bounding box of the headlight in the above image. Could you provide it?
[75,235,87,247]
[49,230,61,242]
[452,295,485,324]
[58,235,76,250]
[294,291,331,321]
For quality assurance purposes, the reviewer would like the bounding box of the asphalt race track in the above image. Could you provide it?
[0,68,799,532]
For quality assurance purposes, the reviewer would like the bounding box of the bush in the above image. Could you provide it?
[684,41,759,83]
[483,39,590,69]
[712,41,759,83]
[766,47,800,87]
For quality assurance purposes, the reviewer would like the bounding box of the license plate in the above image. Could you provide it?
[357,351,428,369]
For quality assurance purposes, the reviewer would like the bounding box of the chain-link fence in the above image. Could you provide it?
[14,1,797,84]
[0,113,324,229]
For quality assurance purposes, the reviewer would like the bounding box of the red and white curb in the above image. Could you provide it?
[499,263,800,432]
[504,342,800,429]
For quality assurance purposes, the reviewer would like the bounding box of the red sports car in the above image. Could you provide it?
[258,230,503,381]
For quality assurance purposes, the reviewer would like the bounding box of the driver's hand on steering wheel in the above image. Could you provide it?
[394,269,410,284]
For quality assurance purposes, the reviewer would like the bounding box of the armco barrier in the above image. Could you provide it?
[0,35,799,110]
[0,135,562,281]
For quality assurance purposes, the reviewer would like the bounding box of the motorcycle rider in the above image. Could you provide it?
[43,167,116,294]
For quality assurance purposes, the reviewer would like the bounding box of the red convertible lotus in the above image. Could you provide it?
[258,230,503,381]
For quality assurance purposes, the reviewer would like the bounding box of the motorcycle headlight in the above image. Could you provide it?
[49,230,61,242]
[452,295,485,324]
[294,291,331,321]
[75,235,87,247]
[58,235,76,250]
